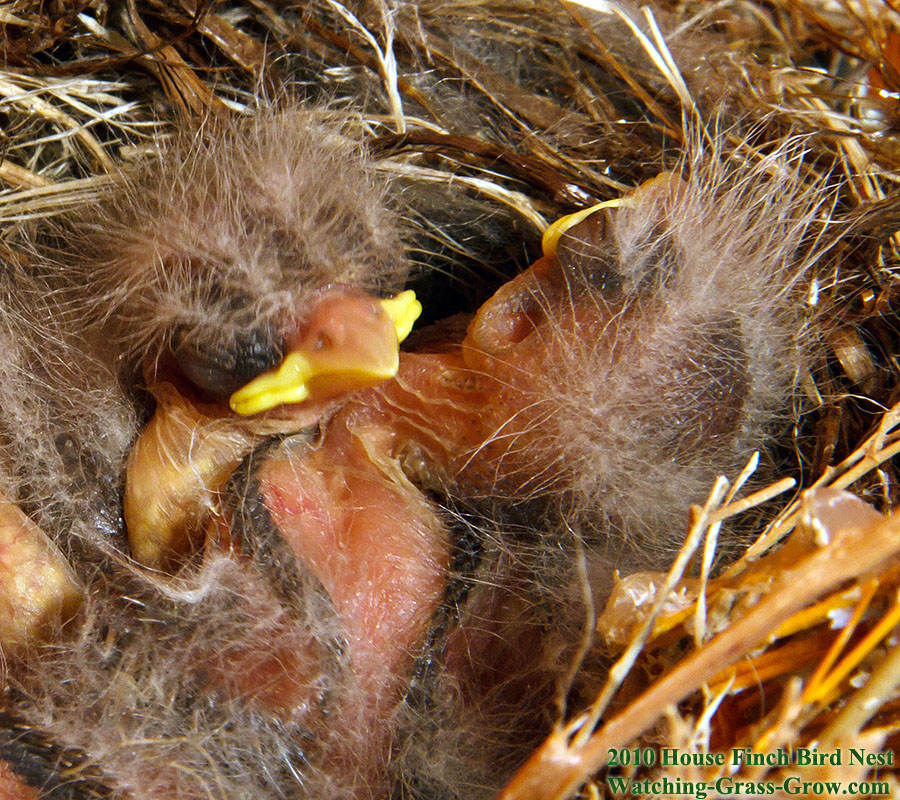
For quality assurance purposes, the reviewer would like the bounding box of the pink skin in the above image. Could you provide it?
[259,422,449,689]
[172,256,582,792]
[226,252,583,705]
[278,286,402,406]
[349,254,623,493]
[0,764,40,800]
[211,411,449,794]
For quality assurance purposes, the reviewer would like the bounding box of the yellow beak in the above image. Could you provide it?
[229,290,421,416]
[541,173,682,258]
[540,197,625,258]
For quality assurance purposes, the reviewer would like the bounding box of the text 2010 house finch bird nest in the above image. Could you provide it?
[1,1,900,798]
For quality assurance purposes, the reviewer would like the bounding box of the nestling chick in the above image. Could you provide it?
[135,140,827,797]
[0,106,827,800]
[199,143,827,798]
[0,106,429,799]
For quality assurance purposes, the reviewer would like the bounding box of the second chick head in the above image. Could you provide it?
[462,153,819,552]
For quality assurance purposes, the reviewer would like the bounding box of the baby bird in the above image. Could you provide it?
[457,158,822,566]
[190,142,827,798]
[0,107,429,799]
[0,107,827,800]
[362,153,823,573]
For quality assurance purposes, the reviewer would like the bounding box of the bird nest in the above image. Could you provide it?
[3,1,900,798]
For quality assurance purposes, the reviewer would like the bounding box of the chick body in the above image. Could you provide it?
[0,106,827,800]
[174,146,825,798]
[0,107,422,800]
